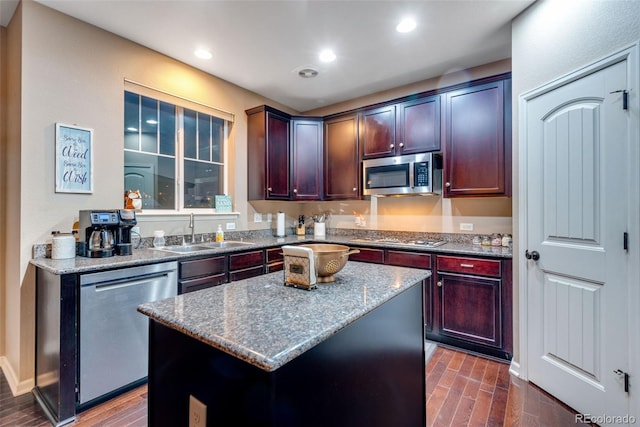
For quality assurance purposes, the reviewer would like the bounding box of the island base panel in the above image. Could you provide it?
[147,282,426,427]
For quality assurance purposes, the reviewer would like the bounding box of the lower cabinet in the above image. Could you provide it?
[349,246,512,360]
[229,250,265,281]
[179,256,226,294]
[430,255,512,360]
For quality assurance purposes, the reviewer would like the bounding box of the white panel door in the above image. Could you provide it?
[525,58,630,420]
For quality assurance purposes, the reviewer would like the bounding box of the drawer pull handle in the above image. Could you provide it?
[460,263,474,268]
[437,281,443,287]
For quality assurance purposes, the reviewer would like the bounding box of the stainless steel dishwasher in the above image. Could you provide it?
[79,261,177,405]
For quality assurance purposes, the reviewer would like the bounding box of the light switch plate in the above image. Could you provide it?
[254,213,262,223]
[460,223,474,231]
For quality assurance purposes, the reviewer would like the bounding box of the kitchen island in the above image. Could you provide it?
[138,261,430,427]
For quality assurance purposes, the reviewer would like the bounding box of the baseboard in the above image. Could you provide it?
[0,356,35,396]
[509,359,523,379]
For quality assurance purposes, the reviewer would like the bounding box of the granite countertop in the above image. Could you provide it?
[137,262,431,372]
[30,234,511,275]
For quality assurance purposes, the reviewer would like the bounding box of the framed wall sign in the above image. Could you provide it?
[55,123,93,193]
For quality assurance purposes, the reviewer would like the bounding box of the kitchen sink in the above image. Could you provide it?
[153,241,255,253]
[200,241,255,248]
[152,245,212,253]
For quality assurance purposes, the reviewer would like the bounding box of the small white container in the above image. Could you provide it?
[314,222,326,238]
[52,234,76,259]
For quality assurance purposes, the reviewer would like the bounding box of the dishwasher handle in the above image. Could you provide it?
[92,271,174,291]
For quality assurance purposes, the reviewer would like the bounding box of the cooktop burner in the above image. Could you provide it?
[351,238,447,248]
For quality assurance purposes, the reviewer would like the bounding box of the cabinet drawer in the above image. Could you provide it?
[229,250,264,271]
[179,274,226,294]
[436,255,500,278]
[266,247,284,263]
[386,251,431,269]
[180,256,226,279]
[229,265,264,282]
[349,247,385,264]
[266,262,284,273]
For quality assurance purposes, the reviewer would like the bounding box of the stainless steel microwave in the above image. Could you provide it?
[362,153,442,196]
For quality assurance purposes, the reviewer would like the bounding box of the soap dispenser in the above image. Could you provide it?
[216,225,224,242]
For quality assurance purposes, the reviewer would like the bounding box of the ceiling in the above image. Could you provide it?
[3,0,534,112]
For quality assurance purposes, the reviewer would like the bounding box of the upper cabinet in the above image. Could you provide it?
[360,105,396,159]
[247,106,323,201]
[324,114,360,200]
[291,118,323,200]
[443,78,511,197]
[396,95,441,155]
[361,95,441,159]
[247,106,290,200]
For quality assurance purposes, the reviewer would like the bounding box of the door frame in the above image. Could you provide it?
[517,42,639,414]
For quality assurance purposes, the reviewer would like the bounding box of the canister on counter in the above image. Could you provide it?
[491,233,502,247]
[502,234,512,247]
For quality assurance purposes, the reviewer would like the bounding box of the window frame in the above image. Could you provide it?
[124,85,233,215]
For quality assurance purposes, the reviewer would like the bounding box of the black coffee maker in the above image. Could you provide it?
[78,210,119,258]
[115,209,137,255]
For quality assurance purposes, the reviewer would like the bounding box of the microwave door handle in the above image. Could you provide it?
[408,161,414,188]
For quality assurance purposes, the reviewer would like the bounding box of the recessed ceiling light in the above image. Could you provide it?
[126,127,138,132]
[194,48,212,60]
[396,18,417,33]
[146,119,158,125]
[319,49,336,63]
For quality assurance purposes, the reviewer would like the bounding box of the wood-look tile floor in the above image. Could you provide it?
[2,346,592,426]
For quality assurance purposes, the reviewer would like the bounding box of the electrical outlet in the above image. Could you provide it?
[254,213,262,223]
[189,395,207,427]
[226,222,236,230]
[460,223,474,231]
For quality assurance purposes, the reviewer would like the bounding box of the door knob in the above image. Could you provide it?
[525,250,540,261]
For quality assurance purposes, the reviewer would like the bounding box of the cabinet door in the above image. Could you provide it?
[348,247,385,264]
[396,96,440,154]
[179,274,226,294]
[324,114,360,200]
[291,119,323,200]
[247,106,291,200]
[443,80,507,197]
[266,111,291,199]
[361,105,396,159]
[437,273,502,348]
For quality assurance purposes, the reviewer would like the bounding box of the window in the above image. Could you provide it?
[124,90,230,211]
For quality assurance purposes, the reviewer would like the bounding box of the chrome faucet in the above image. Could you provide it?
[189,213,195,243]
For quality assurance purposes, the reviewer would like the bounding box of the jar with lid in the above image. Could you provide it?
[153,230,165,248]
[491,233,502,246]
[481,235,492,246]
[472,235,482,245]
[502,234,512,248]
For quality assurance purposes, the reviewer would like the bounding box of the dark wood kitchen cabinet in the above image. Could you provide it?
[430,254,512,360]
[396,95,440,154]
[179,255,226,294]
[228,250,265,281]
[443,78,511,197]
[360,105,396,159]
[324,113,360,200]
[291,118,323,200]
[361,95,440,159]
[247,105,291,200]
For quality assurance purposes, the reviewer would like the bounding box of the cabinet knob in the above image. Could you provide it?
[390,144,395,149]
[437,281,443,287]
[293,188,298,193]
[267,187,273,192]
[353,187,357,192]
[445,182,451,187]
[399,142,404,148]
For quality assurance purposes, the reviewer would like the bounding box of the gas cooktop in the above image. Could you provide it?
[350,237,447,248]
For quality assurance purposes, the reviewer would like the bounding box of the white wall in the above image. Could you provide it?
[511,0,640,364]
